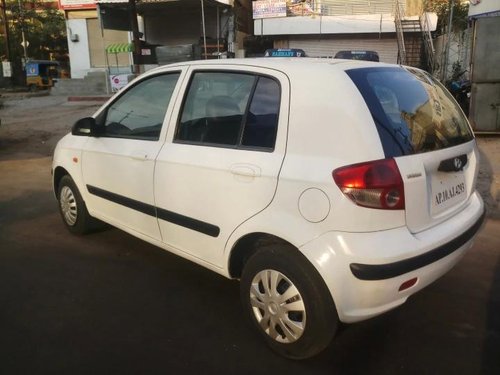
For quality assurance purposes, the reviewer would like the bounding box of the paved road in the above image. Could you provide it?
[0,97,499,374]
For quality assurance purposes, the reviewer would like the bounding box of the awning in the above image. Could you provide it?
[106,43,134,53]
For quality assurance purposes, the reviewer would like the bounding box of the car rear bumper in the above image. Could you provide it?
[299,191,485,323]
[350,209,485,281]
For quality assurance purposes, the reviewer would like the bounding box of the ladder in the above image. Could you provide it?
[394,0,407,65]
[394,1,435,72]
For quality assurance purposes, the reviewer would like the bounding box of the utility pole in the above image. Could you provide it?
[200,0,207,59]
[442,0,455,82]
[18,0,27,61]
[128,0,140,75]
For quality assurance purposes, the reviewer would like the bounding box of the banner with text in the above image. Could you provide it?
[252,0,287,19]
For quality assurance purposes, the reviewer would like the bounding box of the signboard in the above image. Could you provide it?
[26,63,40,77]
[58,0,96,10]
[253,0,286,19]
[287,0,316,16]
[264,48,306,57]
[2,61,12,78]
[110,74,130,92]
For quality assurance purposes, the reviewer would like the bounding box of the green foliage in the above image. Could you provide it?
[1,0,67,84]
[424,0,469,34]
[1,0,67,61]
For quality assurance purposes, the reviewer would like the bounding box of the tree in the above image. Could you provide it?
[0,0,67,84]
[424,0,469,35]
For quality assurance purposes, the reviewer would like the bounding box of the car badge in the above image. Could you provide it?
[454,157,463,171]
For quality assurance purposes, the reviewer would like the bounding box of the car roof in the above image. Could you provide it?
[149,58,398,75]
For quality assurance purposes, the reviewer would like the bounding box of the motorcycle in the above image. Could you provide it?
[446,70,471,116]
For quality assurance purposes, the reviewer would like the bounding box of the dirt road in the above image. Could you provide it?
[0,95,102,160]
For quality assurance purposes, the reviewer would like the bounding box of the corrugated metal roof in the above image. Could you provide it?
[97,0,180,3]
[96,0,232,4]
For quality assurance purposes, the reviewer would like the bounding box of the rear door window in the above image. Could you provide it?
[242,76,280,148]
[346,67,473,157]
[175,71,280,150]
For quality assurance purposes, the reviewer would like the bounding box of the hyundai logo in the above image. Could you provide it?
[438,155,467,172]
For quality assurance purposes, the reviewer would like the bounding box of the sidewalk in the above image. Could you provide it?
[1,89,111,103]
[0,90,50,100]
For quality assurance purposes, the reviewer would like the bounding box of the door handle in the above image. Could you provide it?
[129,152,148,161]
[230,164,261,177]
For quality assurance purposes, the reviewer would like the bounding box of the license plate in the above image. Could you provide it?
[431,173,467,216]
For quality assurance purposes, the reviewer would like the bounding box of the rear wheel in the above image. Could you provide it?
[57,175,99,234]
[240,244,338,359]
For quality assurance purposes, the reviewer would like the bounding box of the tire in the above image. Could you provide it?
[57,175,99,235]
[240,244,338,359]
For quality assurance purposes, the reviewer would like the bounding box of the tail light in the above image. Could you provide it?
[332,158,405,210]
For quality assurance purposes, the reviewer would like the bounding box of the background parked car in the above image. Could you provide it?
[334,50,380,62]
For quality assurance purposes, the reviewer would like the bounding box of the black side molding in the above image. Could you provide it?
[156,208,220,237]
[87,185,156,217]
[86,185,220,238]
[350,209,486,281]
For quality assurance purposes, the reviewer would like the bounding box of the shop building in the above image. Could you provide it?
[60,0,252,81]
[252,0,436,69]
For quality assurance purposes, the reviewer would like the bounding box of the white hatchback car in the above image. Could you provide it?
[53,58,485,359]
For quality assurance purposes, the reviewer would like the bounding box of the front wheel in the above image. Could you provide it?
[240,244,338,359]
[57,175,99,234]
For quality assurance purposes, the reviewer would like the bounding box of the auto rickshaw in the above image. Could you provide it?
[25,60,60,90]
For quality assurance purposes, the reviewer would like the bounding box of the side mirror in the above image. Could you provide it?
[71,117,98,136]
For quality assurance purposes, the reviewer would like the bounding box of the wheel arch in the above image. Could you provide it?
[228,232,297,279]
[53,166,70,197]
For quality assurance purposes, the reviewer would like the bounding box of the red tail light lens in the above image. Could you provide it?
[332,158,405,210]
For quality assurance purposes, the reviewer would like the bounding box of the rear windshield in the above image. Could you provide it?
[346,67,473,157]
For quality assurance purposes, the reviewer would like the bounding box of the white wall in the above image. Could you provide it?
[66,19,91,79]
[468,0,500,17]
[254,12,438,36]
[254,14,397,36]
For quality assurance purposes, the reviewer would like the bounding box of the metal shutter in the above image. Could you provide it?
[288,36,398,63]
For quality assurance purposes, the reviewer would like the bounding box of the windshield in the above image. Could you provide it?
[346,67,474,157]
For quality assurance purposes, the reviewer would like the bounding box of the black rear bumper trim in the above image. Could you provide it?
[350,209,486,281]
